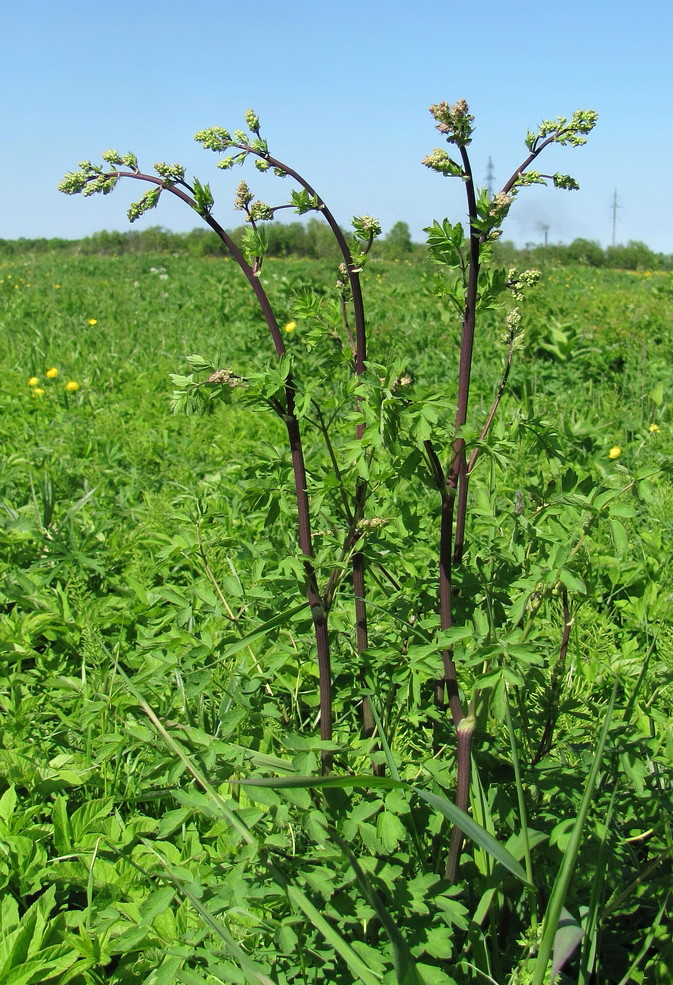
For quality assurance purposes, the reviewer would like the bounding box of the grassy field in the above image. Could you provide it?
[1,251,672,984]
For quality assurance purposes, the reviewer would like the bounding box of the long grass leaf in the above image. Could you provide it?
[274,877,382,985]
[366,690,400,780]
[504,688,538,928]
[614,893,669,985]
[219,602,307,660]
[143,845,275,985]
[413,787,530,885]
[577,784,617,984]
[328,826,422,984]
[118,667,256,846]
[531,684,617,985]
[237,774,530,885]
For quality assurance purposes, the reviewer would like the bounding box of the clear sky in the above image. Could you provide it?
[3,0,671,251]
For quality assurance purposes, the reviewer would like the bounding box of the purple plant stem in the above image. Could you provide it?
[99,170,334,765]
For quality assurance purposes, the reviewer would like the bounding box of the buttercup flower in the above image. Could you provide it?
[649,423,660,433]
[88,318,97,326]
[65,381,79,392]
[32,387,45,397]
[46,367,59,379]
[28,376,39,386]
[608,446,622,459]
[284,321,297,333]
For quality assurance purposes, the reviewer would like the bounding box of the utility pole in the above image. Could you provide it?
[485,157,495,198]
[611,189,621,247]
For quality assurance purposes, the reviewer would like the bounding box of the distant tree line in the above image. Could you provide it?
[1,223,671,270]
[0,219,416,262]
[495,237,673,271]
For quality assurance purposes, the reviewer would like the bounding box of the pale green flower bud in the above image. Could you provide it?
[552,173,580,191]
[234,181,253,210]
[101,150,124,166]
[58,171,88,194]
[207,368,245,387]
[248,200,274,221]
[244,109,260,133]
[194,127,232,151]
[127,188,160,222]
[422,148,464,177]
[154,162,186,181]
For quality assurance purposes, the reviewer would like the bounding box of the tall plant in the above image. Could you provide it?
[420,100,597,877]
[60,99,597,885]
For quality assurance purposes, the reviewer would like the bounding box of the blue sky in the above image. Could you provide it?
[3,0,672,250]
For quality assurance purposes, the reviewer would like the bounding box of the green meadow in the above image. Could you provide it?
[1,250,672,983]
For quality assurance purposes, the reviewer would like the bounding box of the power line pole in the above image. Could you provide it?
[485,157,495,198]
[611,189,621,247]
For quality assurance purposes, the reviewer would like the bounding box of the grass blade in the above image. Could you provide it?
[531,684,617,985]
[237,774,530,885]
[328,826,423,984]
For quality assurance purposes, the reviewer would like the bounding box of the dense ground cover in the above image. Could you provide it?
[1,252,672,983]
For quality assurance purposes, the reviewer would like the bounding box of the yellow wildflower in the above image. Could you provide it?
[32,387,45,397]
[54,284,61,289]
[46,367,59,379]
[608,446,622,459]
[649,423,660,433]
[65,381,79,392]
[28,376,39,386]
[284,321,296,333]
[88,318,97,326]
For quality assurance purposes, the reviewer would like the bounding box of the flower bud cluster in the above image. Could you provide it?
[247,201,274,222]
[422,149,464,178]
[82,175,118,197]
[488,192,512,220]
[101,150,124,166]
[96,151,137,173]
[428,99,474,147]
[336,262,349,293]
[526,110,598,152]
[515,171,546,187]
[385,374,412,390]
[244,109,260,133]
[59,171,89,194]
[235,181,253,210]
[357,517,388,532]
[518,269,541,287]
[507,268,541,303]
[506,307,522,330]
[207,369,245,388]
[127,188,160,222]
[59,149,141,197]
[552,173,580,191]
[353,215,382,239]
[194,127,232,152]
[154,162,186,182]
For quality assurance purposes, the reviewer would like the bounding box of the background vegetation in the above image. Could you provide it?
[1,223,672,272]
[1,247,672,983]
